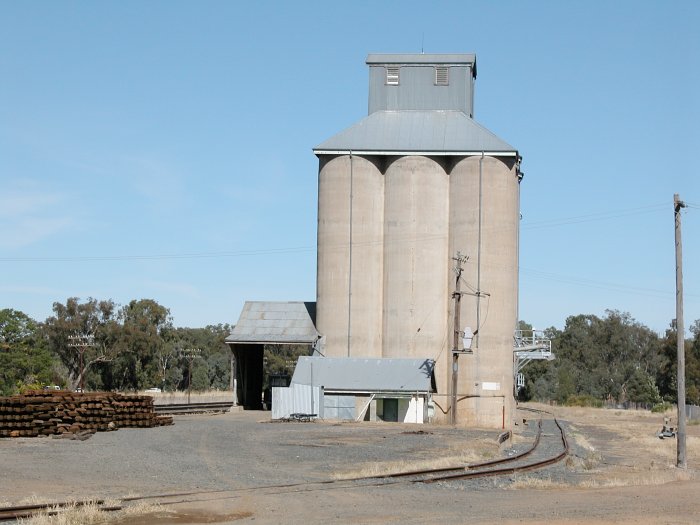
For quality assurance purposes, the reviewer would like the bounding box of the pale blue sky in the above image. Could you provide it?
[1,1,698,334]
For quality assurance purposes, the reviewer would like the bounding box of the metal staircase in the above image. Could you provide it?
[513,330,554,390]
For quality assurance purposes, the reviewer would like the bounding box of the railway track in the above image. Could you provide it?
[153,401,234,415]
[355,413,568,484]
[0,409,567,522]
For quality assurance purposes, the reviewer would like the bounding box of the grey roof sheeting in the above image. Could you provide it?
[366,53,476,76]
[225,301,319,345]
[313,110,516,156]
[291,357,436,393]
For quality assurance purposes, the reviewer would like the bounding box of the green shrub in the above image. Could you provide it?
[651,402,673,413]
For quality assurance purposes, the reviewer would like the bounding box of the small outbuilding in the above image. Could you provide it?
[225,301,319,409]
[272,357,436,423]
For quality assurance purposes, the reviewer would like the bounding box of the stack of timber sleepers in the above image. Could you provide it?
[0,390,173,439]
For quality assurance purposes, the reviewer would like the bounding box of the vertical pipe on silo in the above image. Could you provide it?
[317,155,384,358]
[515,162,523,332]
[475,152,484,348]
[347,151,353,357]
[449,156,479,419]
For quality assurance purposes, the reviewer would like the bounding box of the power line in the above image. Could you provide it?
[0,203,674,263]
[0,246,315,262]
[521,203,666,230]
[520,267,699,299]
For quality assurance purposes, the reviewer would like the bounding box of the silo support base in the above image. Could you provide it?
[453,396,513,429]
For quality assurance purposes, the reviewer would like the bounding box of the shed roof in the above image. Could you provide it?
[225,301,319,345]
[313,110,516,156]
[291,357,436,393]
[366,53,476,76]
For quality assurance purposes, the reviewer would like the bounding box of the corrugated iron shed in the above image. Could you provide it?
[313,110,516,156]
[225,301,319,345]
[291,356,436,393]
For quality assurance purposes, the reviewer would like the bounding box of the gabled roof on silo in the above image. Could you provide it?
[225,301,319,345]
[313,110,517,156]
[291,356,436,393]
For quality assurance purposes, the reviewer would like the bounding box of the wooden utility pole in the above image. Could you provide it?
[67,334,95,392]
[180,348,202,405]
[674,193,687,469]
[451,253,469,425]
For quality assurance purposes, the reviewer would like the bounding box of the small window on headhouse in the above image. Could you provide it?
[386,66,400,85]
[435,66,449,86]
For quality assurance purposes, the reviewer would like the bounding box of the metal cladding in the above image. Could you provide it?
[291,357,436,393]
[225,301,319,345]
[314,110,516,155]
[366,54,476,116]
[314,53,521,428]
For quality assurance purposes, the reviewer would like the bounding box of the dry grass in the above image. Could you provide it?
[519,402,700,489]
[524,402,700,460]
[505,470,695,490]
[140,389,234,405]
[565,450,604,471]
[508,474,567,489]
[14,495,61,506]
[17,500,163,525]
[578,468,695,488]
[509,431,529,445]
[17,501,105,525]
[590,416,700,471]
[334,455,474,479]
[566,424,596,452]
[333,438,499,479]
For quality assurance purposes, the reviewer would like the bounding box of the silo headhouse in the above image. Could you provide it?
[313,54,522,428]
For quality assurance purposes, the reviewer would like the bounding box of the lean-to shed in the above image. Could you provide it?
[273,357,436,423]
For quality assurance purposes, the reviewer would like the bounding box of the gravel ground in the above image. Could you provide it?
[0,410,504,502]
[2,406,699,524]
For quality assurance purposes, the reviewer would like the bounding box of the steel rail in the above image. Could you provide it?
[0,409,567,521]
[379,419,543,479]
[0,500,121,522]
[154,401,234,414]
[421,417,568,483]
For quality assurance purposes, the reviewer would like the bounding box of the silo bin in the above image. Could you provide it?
[316,155,384,358]
[449,155,520,427]
[382,155,449,362]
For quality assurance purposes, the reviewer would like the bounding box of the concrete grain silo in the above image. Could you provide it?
[314,54,521,428]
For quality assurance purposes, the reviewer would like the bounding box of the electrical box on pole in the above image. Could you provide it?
[450,253,471,425]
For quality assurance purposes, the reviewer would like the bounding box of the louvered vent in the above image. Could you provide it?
[435,66,449,86]
[386,66,400,85]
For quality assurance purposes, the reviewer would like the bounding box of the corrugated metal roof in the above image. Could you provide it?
[225,301,319,345]
[367,53,476,74]
[313,110,516,155]
[291,357,436,393]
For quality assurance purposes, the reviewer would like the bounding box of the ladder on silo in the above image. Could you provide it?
[513,330,554,391]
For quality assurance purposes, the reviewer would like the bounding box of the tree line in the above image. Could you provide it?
[519,310,700,407]
[3,299,700,407]
[0,298,232,396]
